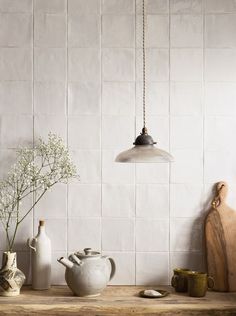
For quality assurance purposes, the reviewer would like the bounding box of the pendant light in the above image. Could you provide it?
[115,0,174,163]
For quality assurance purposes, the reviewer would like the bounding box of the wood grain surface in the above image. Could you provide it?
[205,182,236,291]
[0,286,236,315]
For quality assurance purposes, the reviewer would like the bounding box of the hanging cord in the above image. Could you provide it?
[211,183,225,209]
[142,0,147,132]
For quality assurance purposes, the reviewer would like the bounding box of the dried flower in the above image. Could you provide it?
[0,133,78,252]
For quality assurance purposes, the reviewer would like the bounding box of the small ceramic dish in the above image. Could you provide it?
[139,289,169,298]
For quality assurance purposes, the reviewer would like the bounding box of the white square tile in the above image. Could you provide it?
[69,48,100,82]
[52,251,67,285]
[102,15,134,48]
[0,225,7,250]
[0,115,33,148]
[16,251,31,284]
[68,116,100,149]
[205,117,236,151]
[136,164,169,184]
[205,83,236,116]
[204,150,236,183]
[34,13,66,48]
[205,0,236,13]
[170,49,203,81]
[68,218,101,252]
[136,15,169,48]
[34,48,65,82]
[14,216,33,251]
[136,219,169,251]
[136,116,170,150]
[170,82,202,116]
[102,150,135,184]
[69,0,100,14]
[102,0,134,14]
[205,49,236,81]
[170,184,204,218]
[34,184,67,219]
[0,149,17,179]
[68,82,100,115]
[102,218,134,251]
[0,13,32,47]
[136,82,169,116]
[102,82,135,115]
[0,48,32,80]
[102,184,135,217]
[71,150,101,184]
[34,82,66,115]
[170,252,204,273]
[102,116,135,149]
[103,48,135,81]
[34,218,67,251]
[68,184,101,217]
[170,218,203,252]
[136,184,169,218]
[136,48,169,81]
[34,0,66,13]
[136,0,169,14]
[34,114,67,141]
[0,81,32,114]
[171,116,203,150]
[206,14,236,48]
[171,15,203,48]
[136,252,169,285]
[68,14,100,48]
[0,0,32,12]
[170,0,202,13]
[171,149,203,184]
[103,252,135,285]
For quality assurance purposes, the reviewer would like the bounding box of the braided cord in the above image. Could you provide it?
[142,0,146,130]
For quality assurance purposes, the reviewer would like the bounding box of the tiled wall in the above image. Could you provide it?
[0,0,236,285]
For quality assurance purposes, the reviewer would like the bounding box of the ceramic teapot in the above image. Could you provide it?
[58,248,116,297]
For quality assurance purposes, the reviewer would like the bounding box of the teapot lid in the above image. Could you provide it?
[75,248,101,258]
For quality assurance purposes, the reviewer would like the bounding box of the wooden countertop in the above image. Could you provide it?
[0,286,236,315]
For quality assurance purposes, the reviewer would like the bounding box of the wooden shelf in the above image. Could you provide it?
[0,286,236,315]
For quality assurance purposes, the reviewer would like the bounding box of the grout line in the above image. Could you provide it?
[32,0,35,236]
[168,0,171,284]
[202,0,206,268]
[134,0,137,286]
[100,0,103,254]
[66,0,69,256]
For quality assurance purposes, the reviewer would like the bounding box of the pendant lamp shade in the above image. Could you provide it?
[115,0,173,164]
[115,128,174,163]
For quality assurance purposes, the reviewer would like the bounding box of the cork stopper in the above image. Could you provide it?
[39,220,45,227]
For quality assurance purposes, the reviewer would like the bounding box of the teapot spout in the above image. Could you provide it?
[57,257,73,269]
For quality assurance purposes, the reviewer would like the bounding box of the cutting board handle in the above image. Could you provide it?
[212,182,228,208]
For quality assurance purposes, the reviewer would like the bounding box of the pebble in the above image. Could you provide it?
[143,289,163,297]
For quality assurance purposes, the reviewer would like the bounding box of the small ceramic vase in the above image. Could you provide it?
[0,251,25,297]
[28,220,51,290]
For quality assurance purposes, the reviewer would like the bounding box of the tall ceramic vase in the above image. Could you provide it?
[0,252,25,296]
[28,220,51,290]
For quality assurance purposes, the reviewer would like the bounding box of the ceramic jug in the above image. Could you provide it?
[28,220,51,290]
[58,248,116,297]
[0,252,25,296]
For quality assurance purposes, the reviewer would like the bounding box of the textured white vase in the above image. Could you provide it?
[28,220,51,290]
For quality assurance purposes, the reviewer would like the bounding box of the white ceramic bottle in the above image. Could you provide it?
[28,220,51,290]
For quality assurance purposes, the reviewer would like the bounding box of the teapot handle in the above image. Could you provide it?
[108,257,116,281]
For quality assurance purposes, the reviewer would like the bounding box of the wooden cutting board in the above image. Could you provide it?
[205,182,236,292]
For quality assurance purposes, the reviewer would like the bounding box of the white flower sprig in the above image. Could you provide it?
[0,133,78,252]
